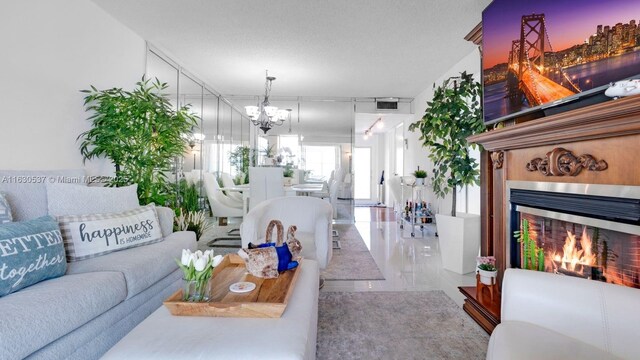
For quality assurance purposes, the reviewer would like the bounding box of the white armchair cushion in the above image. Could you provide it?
[488,321,618,360]
[489,269,640,360]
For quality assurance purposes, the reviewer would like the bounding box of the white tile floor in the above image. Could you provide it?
[322,207,477,306]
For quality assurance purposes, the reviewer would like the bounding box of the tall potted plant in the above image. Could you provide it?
[229,146,257,184]
[409,71,485,274]
[79,76,198,205]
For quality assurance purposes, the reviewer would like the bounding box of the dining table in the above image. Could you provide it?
[219,182,323,214]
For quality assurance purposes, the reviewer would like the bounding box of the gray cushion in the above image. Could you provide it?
[66,231,196,298]
[46,183,139,216]
[0,193,12,224]
[0,169,85,221]
[0,216,66,297]
[156,206,175,237]
[26,270,182,360]
[0,271,126,360]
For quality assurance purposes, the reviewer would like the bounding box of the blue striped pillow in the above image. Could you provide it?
[0,193,12,224]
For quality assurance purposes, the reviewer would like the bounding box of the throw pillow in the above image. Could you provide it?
[46,183,139,217]
[0,193,12,224]
[57,204,163,262]
[0,216,66,297]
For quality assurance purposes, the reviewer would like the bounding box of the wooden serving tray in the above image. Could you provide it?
[163,253,301,318]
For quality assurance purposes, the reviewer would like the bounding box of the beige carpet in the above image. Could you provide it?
[317,291,489,360]
[322,224,385,281]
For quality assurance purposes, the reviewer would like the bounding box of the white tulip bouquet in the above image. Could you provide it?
[176,249,224,302]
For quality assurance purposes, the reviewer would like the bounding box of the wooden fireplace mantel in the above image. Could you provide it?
[461,95,640,334]
[469,95,640,151]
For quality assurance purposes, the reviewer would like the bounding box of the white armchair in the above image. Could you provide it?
[487,268,640,360]
[240,196,333,270]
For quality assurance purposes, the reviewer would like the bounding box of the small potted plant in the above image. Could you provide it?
[413,168,428,185]
[476,256,497,285]
[262,145,275,165]
[283,167,295,186]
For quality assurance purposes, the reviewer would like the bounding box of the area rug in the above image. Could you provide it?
[322,224,385,281]
[317,291,489,360]
[196,223,242,256]
[336,202,353,221]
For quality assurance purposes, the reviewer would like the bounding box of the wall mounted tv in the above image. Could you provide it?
[482,0,640,125]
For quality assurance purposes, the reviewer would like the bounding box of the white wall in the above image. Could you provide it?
[404,47,482,215]
[0,0,146,175]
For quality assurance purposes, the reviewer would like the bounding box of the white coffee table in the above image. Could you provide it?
[102,259,319,360]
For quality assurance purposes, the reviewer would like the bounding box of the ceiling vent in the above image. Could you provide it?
[376,98,399,111]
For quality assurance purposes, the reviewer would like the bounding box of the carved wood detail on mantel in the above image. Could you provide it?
[491,151,504,169]
[526,147,608,177]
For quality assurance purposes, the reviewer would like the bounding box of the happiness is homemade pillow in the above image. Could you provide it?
[57,204,163,262]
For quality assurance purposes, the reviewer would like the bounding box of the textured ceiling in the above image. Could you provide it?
[92,0,489,99]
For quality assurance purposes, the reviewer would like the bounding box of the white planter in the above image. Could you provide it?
[283,177,293,186]
[435,213,481,274]
[477,268,497,285]
[415,178,425,185]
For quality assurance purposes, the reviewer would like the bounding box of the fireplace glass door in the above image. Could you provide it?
[515,208,640,289]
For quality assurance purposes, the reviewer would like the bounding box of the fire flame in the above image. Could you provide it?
[552,228,596,273]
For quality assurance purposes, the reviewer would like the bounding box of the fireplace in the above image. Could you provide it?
[507,181,640,289]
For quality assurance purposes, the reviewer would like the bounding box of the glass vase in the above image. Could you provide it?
[182,278,212,302]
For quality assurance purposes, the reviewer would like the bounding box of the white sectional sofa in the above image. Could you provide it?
[0,170,197,360]
[487,268,640,360]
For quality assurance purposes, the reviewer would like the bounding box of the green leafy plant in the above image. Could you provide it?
[79,76,197,205]
[514,219,545,271]
[262,145,275,157]
[408,71,485,216]
[283,165,295,178]
[173,179,200,212]
[229,146,257,184]
[413,169,427,178]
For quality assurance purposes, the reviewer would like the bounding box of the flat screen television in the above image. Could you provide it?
[482,0,640,125]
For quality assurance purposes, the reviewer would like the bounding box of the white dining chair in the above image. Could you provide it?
[203,172,243,218]
[248,167,284,210]
[218,172,243,202]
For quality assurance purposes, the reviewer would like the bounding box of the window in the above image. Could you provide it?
[302,145,337,180]
[278,135,301,167]
[208,142,242,176]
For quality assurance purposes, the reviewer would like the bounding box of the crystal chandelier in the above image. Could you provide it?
[245,70,290,133]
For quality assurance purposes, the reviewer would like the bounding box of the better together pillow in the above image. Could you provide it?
[46,183,139,217]
[0,216,66,297]
[57,204,163,262]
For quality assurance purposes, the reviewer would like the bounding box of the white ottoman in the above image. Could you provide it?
[102,259,320,360]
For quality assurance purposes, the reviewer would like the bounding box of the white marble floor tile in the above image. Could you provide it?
[322,207,476,306]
